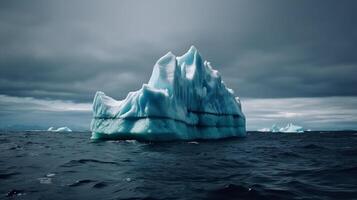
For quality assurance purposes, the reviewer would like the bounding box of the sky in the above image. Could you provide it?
[0,0,357,131]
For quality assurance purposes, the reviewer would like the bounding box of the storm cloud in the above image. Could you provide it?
[1,0,357,130]
[1,0,357,101]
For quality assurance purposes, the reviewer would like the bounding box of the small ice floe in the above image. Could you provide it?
[28,152,39,157]
[46,173,56,177]
[125,140,137,144]
[257,128,271,132]
[37,173,55,184]
[188,141,199,145]
[48,127,72,132]
[38,177,52,184]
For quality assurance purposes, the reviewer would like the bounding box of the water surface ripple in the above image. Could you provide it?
[0,131,356,199]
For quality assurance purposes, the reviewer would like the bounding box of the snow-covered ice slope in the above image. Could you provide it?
[91,46,246,141]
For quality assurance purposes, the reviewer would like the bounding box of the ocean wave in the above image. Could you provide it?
[60,159,120,167]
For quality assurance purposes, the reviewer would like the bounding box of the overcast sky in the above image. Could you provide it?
[1,0,357,130]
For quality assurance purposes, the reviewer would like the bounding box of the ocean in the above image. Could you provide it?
[0,131,356,200]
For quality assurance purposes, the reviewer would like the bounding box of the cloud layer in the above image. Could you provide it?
[1,0,357,102]
[243,97,357,130]
[0,95,91,130]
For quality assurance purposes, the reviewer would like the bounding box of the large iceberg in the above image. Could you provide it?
[91,46,246,141]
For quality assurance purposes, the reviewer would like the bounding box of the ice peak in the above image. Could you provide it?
[185,45,201,59]
[156,51,176,66]
[188,45,198,53]
[178,45,201,64]
[148,51,178,93]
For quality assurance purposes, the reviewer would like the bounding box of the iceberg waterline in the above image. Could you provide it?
[91,46,246,141]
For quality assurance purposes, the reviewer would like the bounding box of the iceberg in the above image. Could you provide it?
[48,127,72,132]
[279,123,304,133]
[258,123,304,133]
[271,124,280,133]
[91,46,246,141]
[257,128,271,132]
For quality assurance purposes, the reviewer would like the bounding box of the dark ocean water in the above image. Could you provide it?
[0,131,356,200]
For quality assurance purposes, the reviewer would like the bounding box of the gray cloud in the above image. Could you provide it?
[243,96,357,131]
[0,95,91,130]
[1,0,357,102]
[0,95,90,112]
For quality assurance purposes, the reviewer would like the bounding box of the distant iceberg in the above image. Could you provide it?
[258,123,304,133]
[90,46,246,141]
[279,123,304,133]
[271,124,280,132]
[48,127,72,132]
[257,128,270,132]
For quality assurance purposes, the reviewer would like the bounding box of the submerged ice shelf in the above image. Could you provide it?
[91,46,246,141]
